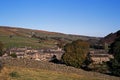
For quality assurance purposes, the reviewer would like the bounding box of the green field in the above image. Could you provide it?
[0,36,55,49]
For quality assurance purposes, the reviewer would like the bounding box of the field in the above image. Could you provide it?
[0,36,55,48]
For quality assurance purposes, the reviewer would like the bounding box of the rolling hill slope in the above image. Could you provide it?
[100,30,120,44]
[0,58,119,80]
[0,26,100,48]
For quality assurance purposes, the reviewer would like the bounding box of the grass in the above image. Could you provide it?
[0,66,99,80]
[1,59,119,80]
[0,36,56,49]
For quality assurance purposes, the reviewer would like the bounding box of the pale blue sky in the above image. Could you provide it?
[0,0,120,37]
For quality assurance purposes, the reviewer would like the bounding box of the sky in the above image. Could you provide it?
[0,0,120,37]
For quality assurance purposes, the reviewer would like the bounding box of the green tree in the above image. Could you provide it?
[108,37,120,76]
[0,41,4,56]
[61,40,89,68]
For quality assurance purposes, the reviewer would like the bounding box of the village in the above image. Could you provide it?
[1,47,64,61]
[0,46,113,65]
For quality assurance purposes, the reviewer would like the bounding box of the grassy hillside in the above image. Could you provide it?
[1,58,120,80]
[0,26,92,39]
[0,66,99,80]
[0,26,100,48]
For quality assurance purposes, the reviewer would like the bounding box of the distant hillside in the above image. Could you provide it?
[0,26,100,48]
[0,26,99,40]
[100,30,120,44]
[0,26,56,37]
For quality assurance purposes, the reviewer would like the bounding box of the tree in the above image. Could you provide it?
[9,35,13,38]
[61,40,89,68]
[0,41,4,56]
[108,37,120,76]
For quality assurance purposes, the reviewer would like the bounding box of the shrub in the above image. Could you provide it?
[108,37,120,76]
[10,53,17,58]
[9,71,20,77]
[61,40,89,68]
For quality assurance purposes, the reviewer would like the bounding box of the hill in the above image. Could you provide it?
[0,26,100,48]
[100,30,120,44]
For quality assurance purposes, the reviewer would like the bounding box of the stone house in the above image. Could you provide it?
[89,50,113,64]
[9,48,26,58]
[23,52,40,61]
